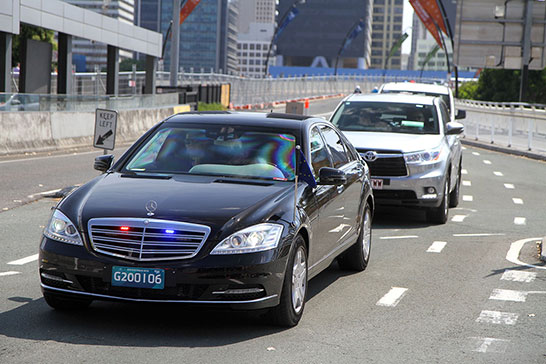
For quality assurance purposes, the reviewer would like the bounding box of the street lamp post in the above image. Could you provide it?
[263,0,305,77]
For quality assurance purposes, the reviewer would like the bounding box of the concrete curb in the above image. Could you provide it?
[461,138,546,162]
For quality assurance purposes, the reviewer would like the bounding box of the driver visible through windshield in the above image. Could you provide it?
[124,125,297,181]
[331,101,439,135]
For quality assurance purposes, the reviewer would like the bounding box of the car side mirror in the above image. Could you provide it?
[94,154,114,173]
[446,122,464,135]
[455,109,466,120]
[318,167,347,185]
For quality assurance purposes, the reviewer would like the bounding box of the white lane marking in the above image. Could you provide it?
[462,180,471,186]
[7,254,39,265]
[483,160,492,165]
[490,289,528,302]
[470,337,510,353]
[376,287,408,307]
[514,217,526,225]
[27,188,62,199]
[426,241,447,253]
[451,215,467,222]
[472,152,480,156]
[461,169,468,175]
[0,149,101,165]
[0,271,21,277]
[501,270,536,283]
[493,171,504,176]
[476,310,518,325]
[504,183,515,189]
[512,198,523,205]
[462,146,467,150]
[379,235,419,240]
[462,195,473,202]
[506,237,546,270]
[453,233,505,237]
[314,112,333,119]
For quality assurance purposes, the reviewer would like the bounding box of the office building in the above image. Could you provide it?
[275,0,372,69]
[369,0,404,69]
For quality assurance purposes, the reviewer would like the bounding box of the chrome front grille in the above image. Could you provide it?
[88,218,210,261]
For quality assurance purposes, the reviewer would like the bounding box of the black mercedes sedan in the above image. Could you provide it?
[39,111,374,327]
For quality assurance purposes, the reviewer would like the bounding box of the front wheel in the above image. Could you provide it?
[426,177,449,224]
[268,235,307,327]
[338,203,372,271]
[449,162,461,208]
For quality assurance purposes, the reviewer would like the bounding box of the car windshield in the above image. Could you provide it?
[331,101,439,135]
[123,125,297,181]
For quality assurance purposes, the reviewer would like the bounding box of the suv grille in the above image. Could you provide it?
[358,149,408,177]
[88,218,210,262]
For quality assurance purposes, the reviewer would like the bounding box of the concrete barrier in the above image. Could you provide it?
[0,105,186,156]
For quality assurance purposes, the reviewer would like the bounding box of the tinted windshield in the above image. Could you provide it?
[331,101,439,135]
[124,125,296,181]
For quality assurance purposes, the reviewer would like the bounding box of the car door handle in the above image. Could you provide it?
[337,185,344,194]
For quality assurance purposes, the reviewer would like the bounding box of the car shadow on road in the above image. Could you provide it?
[0,264,357,347]
[371,206,431,230]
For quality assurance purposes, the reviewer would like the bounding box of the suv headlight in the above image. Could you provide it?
[44,210,83,246]
[404,147,442,165]
[211,223,283,255]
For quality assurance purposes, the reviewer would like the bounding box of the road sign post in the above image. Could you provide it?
[94,108,118,153]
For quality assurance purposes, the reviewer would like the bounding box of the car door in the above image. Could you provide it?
[319,125,361,252]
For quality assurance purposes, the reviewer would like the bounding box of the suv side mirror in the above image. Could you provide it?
[318,167,347,185]
[94,154,114,173]
[455,109,466,120]
[446,122,464,135]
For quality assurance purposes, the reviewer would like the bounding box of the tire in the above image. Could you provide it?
[449,162,461,208]
[338,203,372,271]
[427,176,449,224]
[268,235,307,327]
[43,291,92,310]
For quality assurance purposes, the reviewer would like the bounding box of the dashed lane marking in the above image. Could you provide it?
[461,169,468,175]
[462,180,472,186]
[494,171,503,176]
[472,152,480,156]
[483,160,492,165]
[376,287,408,307]
[451,215,467,222]
[489,289,528,302]
[501,270,536,283]
[469,337,510,353]
[453,233,505,237]
[476,310,518,325]
[504,183,515,189]
[512,198,523,205]
[0,271,21,277]
[379,235,419,240]
[426,241,446,253]
[7,254,39,265]
[514,217,526,225]
[462,195,473,202]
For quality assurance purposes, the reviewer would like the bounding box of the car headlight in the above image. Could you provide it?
[44,210,83,246]
[404,147,442,164]
[210,223,283,255]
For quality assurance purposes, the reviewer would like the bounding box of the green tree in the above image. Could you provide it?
[12,25,56,66]
[457,81,478,100]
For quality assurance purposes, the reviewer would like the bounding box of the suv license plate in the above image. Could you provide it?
[112,266,164,289]
[371,179,383,190]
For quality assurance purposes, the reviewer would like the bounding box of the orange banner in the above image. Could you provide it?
[180,0,201,25]
[410,0,446,48]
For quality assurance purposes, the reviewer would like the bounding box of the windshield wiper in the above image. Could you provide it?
[121,172,172,180]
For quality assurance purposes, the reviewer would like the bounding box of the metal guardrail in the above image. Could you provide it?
[457,99,546,153]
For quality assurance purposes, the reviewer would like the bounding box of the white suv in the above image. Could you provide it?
[330,93,464,224]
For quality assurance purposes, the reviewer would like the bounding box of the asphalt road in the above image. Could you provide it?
[1,101,545,363]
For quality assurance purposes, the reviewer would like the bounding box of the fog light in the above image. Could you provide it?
[427,187,436,194]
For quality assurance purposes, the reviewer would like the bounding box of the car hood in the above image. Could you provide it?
[342,131,442,153]
[78,173,293,234]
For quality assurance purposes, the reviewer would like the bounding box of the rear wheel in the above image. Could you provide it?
[43,291,92,310]
[449,162,461,208]
[427,177,449,224]
[338,203,372,271]
[268,235,307,327]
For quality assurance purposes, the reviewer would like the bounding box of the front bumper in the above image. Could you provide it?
[371,163,446,208]
[39,236,289,310]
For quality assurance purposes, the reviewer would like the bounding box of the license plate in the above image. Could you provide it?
[111,266,164,289]
[371,179,383,190]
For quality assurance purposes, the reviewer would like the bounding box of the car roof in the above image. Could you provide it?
[164,111,326,131]
[345,92,438,105]
[380,82,450,95]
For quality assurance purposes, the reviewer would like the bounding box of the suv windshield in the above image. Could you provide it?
[124,124,296,181]
[331,101,439,135]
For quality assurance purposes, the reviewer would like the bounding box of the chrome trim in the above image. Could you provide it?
[212,288,265,295]
[309,234,356,271]
[87,217,211,262]
[41,283,277,304]
[40,272,74,285]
